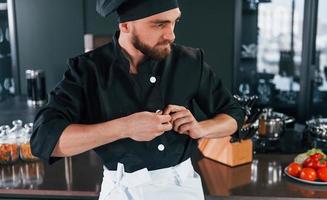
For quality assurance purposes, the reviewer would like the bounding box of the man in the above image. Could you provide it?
[31,0,244,199]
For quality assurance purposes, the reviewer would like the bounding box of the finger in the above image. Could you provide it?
[179,122,193,133]
[173,116,193,132]
[170,110,190,122]
[163,104,186,115]
[158,114,172,124]
[159,122,173,132]
[156,131,165,137]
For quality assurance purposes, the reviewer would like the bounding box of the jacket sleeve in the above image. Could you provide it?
[194,50,245,132]
[30,57,85,164]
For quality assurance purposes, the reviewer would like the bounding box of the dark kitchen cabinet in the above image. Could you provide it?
[0,0,14,102]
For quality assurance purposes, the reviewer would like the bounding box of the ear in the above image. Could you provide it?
[119,22,130,33]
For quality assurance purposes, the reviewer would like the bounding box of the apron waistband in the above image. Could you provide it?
[103,158,193,188]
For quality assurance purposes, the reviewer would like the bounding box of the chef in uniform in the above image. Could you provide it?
[31,0,245,199]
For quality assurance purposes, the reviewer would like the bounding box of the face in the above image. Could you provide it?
[129,8,181,60]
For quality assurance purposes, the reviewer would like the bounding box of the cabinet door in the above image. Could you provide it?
[312,0,327,117]
[236,0,305,118]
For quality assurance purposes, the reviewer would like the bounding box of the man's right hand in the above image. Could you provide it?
[124,111,172,141]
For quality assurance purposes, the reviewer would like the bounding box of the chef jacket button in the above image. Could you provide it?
[150,76,156,83]
[158,144,165,151]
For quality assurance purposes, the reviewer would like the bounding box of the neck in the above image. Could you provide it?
[118,33,145,74]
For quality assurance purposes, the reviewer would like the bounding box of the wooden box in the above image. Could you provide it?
[198,137,253,167]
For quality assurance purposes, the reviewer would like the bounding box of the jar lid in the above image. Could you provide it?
[0,125,11,143]
[12,119,23,127]
[0,125,10,135]
[10,119,25,137]
[24,123,33,130]
[24,123,34,137]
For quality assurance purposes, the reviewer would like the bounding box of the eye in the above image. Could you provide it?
[156,23,165,28]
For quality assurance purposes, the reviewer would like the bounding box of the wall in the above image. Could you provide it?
[176,0,236,90]
[14,0,236,94]
[83,0,237,90]
[83,0,117,35]
[14,0,84,93]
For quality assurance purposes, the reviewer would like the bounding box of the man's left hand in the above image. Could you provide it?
[163,104,204,139]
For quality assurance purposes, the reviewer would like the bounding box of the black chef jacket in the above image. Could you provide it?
[31,32,245,172]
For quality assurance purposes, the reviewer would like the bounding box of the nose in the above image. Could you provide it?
[163,24,175,42]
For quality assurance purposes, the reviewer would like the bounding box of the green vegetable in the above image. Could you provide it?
[306,148,326,157]
[294,153,308,164]
[294,148,326,164]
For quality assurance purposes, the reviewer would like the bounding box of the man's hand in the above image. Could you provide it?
[163,105,204,139]
[124,111,172,141]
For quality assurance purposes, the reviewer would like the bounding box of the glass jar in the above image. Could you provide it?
[19,123,38,161]
[10,120,24,140]
[0,125,19,165]
[20,161,44,189]
[0,164,21,188]
[10,120,25,151]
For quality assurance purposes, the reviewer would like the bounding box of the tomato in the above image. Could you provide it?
[316,159,327,169]
[287,162,302,177]
[310,153,325,161]
[317,167,327,182]
[303,157,317,169]
[303,157,327,169]
[300,168,317,181]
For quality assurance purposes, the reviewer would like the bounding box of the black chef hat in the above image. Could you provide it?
[96,0,179,22]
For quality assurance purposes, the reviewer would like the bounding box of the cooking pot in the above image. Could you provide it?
[306,118,327,141]
[258,108,295,140]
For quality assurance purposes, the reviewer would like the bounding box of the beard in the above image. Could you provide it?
[131,34,173,61]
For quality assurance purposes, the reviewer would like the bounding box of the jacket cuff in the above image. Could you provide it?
[38,119,71,164]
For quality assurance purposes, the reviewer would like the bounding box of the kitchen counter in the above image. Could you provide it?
[197,153,327,200]
[1,151,327,200]
[1,96,327,199]
[0,96,39,125]
[0,151,102,200]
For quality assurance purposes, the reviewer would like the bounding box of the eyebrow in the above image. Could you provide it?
[150,14,182,24]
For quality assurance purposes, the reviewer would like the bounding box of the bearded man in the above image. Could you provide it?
[31,0,244,199]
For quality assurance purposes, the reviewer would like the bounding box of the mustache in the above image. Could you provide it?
[157,40,174,46]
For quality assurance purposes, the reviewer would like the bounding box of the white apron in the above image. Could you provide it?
[98,158,205,200]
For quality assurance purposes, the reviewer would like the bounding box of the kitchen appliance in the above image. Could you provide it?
[258,108,295,140]
[304,118,327,152]
[253,108,295,152]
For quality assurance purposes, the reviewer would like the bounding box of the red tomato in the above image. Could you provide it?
[316,159,327,169]
[300,168,317,181]
[310,153,325,161]
[303,157,317,169]
[287,162,302,177]
[317,167,327,182]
